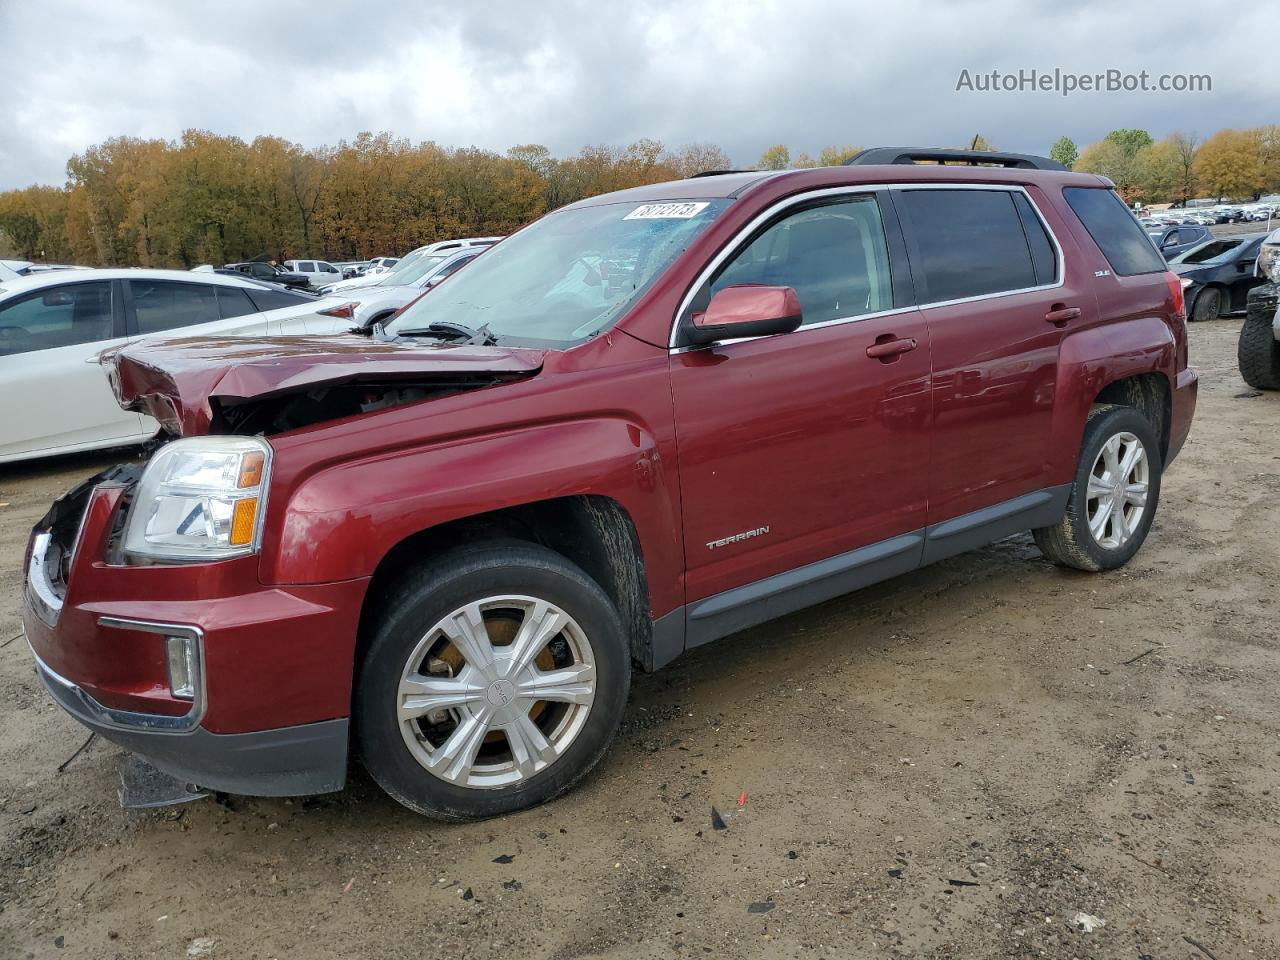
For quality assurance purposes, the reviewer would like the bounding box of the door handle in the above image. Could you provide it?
[865,336,918,361]
[1045,305,1081,326]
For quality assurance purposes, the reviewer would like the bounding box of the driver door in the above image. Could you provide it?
[669,191,931,641]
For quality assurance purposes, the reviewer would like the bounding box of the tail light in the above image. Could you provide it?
[1164,272,1189,371]
[1164,271,1185,317]
[317,302,357,320]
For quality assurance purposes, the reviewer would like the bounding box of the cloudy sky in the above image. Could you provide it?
[1,0,1274,190]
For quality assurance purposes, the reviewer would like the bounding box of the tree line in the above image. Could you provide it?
[2,126,1277,267]
[1051,127,1280,205]
[0,134,735,267]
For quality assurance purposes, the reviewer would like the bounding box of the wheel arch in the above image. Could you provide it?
[356,494,663,672]
[1051,317,1177,480]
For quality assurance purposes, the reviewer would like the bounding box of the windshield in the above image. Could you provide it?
[1172,238,1243,265]
[376,254,448,287]
[384,199,731,345]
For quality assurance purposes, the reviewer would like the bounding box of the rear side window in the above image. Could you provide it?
[1063,187,1166,276]
[215,285,258,319]
[897,189,1038,303]
[0,281,114,355]
[130,280,220,334]
[244,286,310,311]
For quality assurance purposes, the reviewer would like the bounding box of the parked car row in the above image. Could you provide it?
[1139,204,1276,230]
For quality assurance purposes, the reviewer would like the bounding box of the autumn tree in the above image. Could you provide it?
[1049,136,1077,169]
[1104,129,1154,155]
[665,142,733,178]
[818,145,861,166]
[757,145,790,170]
[1195,129,1264,200]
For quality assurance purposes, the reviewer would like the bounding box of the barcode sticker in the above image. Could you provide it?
[624,202,710,220]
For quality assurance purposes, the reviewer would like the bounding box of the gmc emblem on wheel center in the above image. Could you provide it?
[706,526,770,550]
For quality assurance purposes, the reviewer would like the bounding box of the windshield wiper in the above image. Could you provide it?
[394,321,498,346]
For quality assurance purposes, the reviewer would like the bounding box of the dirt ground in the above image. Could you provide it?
[1,318,1278,960]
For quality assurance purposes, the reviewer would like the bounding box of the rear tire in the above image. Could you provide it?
[355,540,630,820]
[1238,312,1280,390]
[1190,287,1222,322]
[1033,405,1162,572]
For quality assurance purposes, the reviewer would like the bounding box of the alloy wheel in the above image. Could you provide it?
[1086,431,1149,550]
[396,596,596,789]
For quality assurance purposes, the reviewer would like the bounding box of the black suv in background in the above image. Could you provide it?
[225,261,311,289]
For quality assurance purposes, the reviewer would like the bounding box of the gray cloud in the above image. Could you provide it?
[1,0,1273,190]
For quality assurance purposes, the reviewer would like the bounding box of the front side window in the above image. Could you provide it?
[897,189,1039,303]
[385,199,730,345]
[1064,187,1167,276]
[709,195,892,327]
[0,281,113,356]
[130,280,220,334]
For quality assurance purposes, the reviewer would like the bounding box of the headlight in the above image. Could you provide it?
[1258,243,1280,282]
[123,437,272,562]
[1180,277,1194,289]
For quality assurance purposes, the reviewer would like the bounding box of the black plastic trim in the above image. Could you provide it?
[921,485,1070,565]
[846,147,1067,171]
[33,652,348,796]
[661,484,1072,659]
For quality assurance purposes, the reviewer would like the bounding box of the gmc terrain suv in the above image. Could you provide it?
[24,148,1197,820]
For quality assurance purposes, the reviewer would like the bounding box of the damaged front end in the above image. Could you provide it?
[106,335,547,438]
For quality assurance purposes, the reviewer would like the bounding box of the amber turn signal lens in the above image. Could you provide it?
[238,451,265,488]
[229,499,258,546]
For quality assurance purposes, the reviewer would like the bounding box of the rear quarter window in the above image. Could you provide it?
[1063,187,1166,276]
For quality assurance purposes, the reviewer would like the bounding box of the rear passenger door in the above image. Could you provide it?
[894,186,1092,545]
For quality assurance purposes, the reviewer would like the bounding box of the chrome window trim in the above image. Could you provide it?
[667,182,1067,350]
[29,618,206,734]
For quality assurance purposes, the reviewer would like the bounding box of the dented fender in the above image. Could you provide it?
[258,414,684,617]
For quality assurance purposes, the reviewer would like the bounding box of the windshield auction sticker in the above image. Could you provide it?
[624,202,710,220]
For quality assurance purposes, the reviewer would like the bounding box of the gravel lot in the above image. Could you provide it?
[1,318,1278,960]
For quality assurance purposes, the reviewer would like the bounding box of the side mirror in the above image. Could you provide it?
[42,291,74,307]
[687,285,802,345]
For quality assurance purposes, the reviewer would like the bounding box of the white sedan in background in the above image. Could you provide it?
[341,247,485,328]
[0,268,355,464]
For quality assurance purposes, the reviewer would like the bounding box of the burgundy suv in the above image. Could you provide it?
[23,148,1197,819]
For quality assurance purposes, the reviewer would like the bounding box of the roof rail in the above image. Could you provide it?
[691,169,759,178]
[845,147,1067,172]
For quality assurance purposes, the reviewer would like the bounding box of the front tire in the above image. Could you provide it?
[1238,312,1280,390]
[1190,287,1222,323]
[356,540,630,820]
[1033,405,1163,572]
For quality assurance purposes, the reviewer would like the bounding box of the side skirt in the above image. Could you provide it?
[650,484,1070,666]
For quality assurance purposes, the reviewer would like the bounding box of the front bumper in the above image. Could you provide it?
[23,468,368,797]
[32,641,348,795]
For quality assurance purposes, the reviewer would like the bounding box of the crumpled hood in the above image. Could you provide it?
[108,334,546,435]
